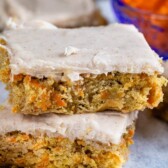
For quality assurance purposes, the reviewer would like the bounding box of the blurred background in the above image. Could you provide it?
[99,0,168,59]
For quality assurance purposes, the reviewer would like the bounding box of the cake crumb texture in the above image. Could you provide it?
[0,126,134,168]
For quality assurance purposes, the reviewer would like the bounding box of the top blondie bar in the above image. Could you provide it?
[0,0,107,29]
[0,22,167,115]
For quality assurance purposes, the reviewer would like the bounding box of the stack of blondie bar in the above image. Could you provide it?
[0,0,167,167]
[0,22,166,167]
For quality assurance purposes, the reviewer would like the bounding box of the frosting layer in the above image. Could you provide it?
[5,0,96,26]
[3,24,163,81]
[0,105,138,145]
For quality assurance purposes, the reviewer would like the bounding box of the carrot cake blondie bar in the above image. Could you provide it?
[1,0,107,29]
[153,60,168,122]
[0,23,167,115]
[0,105,137,168]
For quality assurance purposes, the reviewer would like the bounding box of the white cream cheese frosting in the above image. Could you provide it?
[0,105,138,145]
[3,24,163,81]
[6,19,58,30]
[5,0,97,26]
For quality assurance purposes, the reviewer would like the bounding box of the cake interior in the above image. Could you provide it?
[9,72,166,115]
[0,125,134,168]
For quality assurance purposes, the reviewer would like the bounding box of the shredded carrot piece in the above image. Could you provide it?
[6,137,16,143]
[21,134,30,141]
[148,83,162,106]
[12,106,18,113]
[101,90,110,99]
[128,129,134,137]
[24,75,31,83]
[14,74,24,82]
[53,93,67,107]
[37,153,49,168]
